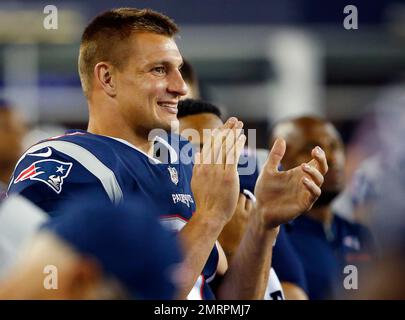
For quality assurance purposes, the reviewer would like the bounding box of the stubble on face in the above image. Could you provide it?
[115,32,186,136]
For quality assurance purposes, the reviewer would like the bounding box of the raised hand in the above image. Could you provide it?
[191,117,246,224]
[254,138,328,229]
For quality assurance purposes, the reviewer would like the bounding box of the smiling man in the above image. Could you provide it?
[8,8,328,300]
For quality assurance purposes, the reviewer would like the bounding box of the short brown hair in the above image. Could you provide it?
[78,8,179,98]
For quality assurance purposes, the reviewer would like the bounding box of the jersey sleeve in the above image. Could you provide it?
[8,143,112,216]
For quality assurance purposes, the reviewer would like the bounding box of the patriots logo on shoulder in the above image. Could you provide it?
[14,159,73,194]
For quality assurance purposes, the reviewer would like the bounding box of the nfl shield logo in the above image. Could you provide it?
[168,166,178,185]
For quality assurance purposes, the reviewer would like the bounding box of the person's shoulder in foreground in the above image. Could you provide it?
[0,196,184,299]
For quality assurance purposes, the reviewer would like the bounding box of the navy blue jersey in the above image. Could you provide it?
[272,225,308,293]
[8,129,218,300]
[286,214,376,300]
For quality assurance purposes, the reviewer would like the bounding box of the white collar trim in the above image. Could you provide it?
[108,135,179,164]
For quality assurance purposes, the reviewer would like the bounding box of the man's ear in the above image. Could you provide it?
[94,62,117,97]
[67,257,103,299]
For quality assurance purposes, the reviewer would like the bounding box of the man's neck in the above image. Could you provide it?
[87,95,159,155]
[87,115,154,155]
[305,205,334,227]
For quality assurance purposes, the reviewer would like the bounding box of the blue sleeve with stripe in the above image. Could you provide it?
[8,145,110,217]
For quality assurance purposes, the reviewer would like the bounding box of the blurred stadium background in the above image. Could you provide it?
[0,0,405,148]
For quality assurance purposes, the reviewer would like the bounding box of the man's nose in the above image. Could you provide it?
[168,69,188,97]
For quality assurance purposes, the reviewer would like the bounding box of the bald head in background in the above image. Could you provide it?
[271,116,345,206]
[271,116,378,300]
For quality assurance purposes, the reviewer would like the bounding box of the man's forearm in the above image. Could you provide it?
[216,209,279,300]
[178,210,228,299]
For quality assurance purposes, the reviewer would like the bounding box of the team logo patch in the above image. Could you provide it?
[14,159,73,194]
[168,166,178,185]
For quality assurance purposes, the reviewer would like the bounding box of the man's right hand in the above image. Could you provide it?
[191,117,246,224]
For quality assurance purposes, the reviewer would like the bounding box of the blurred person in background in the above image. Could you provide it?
[22,124,67,153]
[0,197,183,299]
[332,83,405,228]
[331,112,382,225]
[0,99,26,200]
[178,99,309,300]
[344,83,405,299]
[271,116,376,299]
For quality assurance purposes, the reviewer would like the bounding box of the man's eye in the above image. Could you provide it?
[153,66,166,75]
